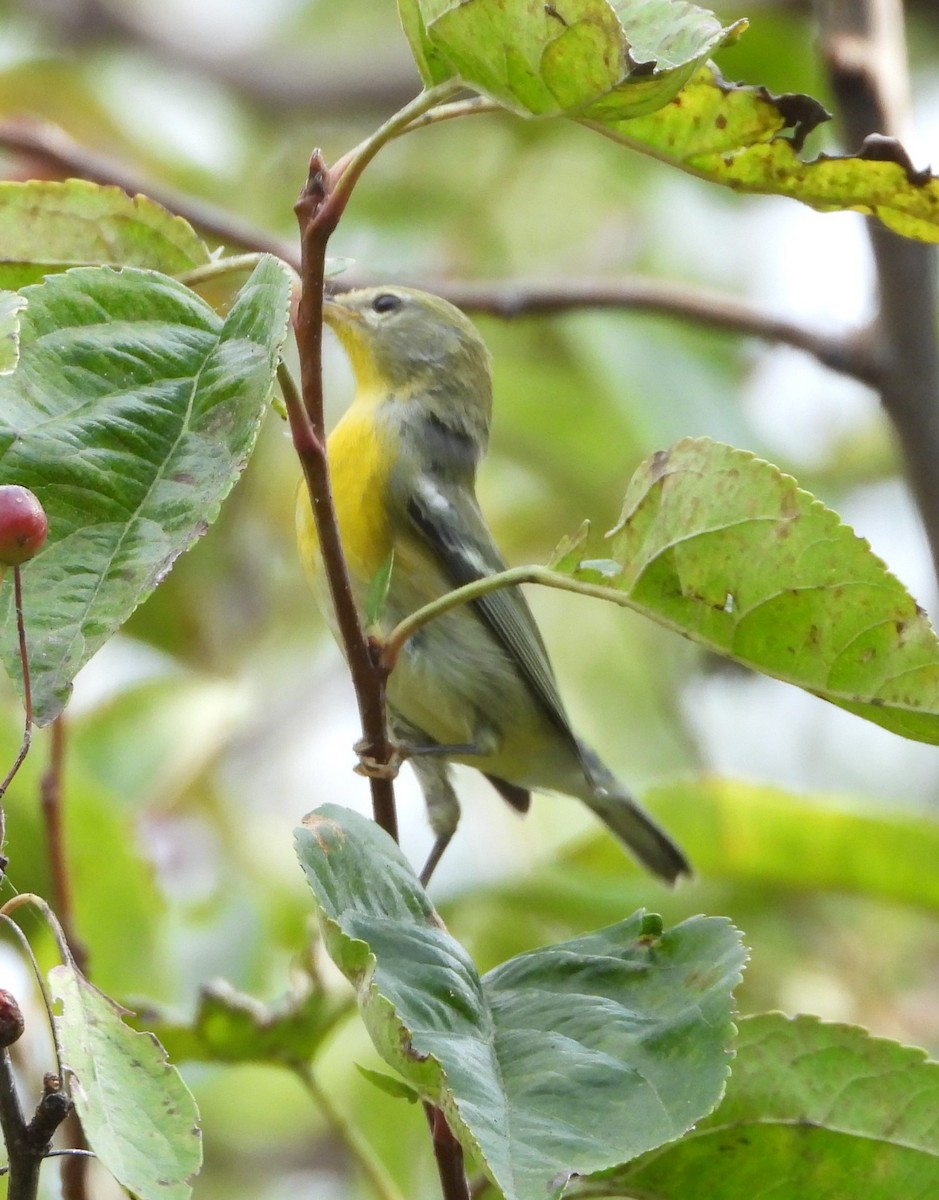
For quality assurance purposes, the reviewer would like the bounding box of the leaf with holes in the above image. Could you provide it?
[559,437,939,744]
[50,962,201,1200]
[399,0,744,118]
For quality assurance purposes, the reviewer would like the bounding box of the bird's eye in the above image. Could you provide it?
[372,293,402,315]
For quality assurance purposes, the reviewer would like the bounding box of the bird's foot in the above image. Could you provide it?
[352,738,402,780]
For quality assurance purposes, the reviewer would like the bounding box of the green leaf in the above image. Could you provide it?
[547,520,591,572]
[295,804,745,1200]
[0,290,26,374]
[0,180,211,289]
[586,67,939,242]
[558,437,939,745]
[398,0,458,85]
[355,1063,422,1103]
[409,0,744,118]
[50,962,202,1200]
[130,979,352,1067]
[365,550,396,628]
[0,256,292,723]
[576,1013,939,1198]
[565,777,939,911]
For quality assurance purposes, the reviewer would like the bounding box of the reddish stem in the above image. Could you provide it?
[424,1103,471,1200]
[290,153,398,842]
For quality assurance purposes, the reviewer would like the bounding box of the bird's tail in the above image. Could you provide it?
[577,746,691,885]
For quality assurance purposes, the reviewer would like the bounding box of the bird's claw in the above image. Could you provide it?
[353,738,402,779]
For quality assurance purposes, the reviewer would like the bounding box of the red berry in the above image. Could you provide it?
[0,988,24,1046]
[0,485,48,566]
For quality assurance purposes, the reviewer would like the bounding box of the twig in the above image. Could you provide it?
[0,915,64,1082]
[818,0,939,580]
[295,1064,407,1200]
[343,276,883,385]
[1,888,89,1199]
[0,116,884,386]
[0,568,35,830]
[289,85,462,841]
[0,117,299,267]
[0,1025,71,1200]
[424,1103,470,1200]
[281,291,397,839]
[38,717,86,976]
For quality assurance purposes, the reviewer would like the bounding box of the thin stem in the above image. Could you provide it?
[39,717,87,977]
[423,1103,470,1200]
[0,915,64,1082]
[383,565,618,669]
[328,82,464,217]
[36,1150,96,1162]
[0,567,35,808]
[178,253,294,290]
[398,96,502,135]
[0,908,83,1200]
[1,894,75,965]
[295,1064,407,1200]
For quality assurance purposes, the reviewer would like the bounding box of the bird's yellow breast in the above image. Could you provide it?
[296,397,393,598]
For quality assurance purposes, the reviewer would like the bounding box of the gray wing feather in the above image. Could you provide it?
[405,483,580,749]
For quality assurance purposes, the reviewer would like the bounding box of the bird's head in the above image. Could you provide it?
[323,286,492,413]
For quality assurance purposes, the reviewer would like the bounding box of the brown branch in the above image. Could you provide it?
[0,999,71,1200]
[819,0,939,580]
[290,157,397,841]
[344,276,882,385]
[424,1103,471,1200]
[0,117,299,266]
[0,119,883,385]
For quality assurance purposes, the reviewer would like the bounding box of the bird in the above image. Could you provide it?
[297,284,690,886]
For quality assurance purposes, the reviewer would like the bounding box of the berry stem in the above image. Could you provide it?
[0,566,34,806]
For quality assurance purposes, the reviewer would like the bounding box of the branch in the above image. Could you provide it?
[381,564,652,672]
[0,106,891,389]
[0,119,883,385]
[289,160,397,841]
[424,1103,471,1200]
[0,117,299,266]
[818,0,939,580]
[358,276,883,385]
[0,991,71,1200]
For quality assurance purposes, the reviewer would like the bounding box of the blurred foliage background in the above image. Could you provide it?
[1,0,939,1197]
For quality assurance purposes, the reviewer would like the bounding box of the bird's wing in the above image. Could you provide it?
[405,478,580,748]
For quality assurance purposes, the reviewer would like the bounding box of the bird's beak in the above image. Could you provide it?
[323,297,361,329]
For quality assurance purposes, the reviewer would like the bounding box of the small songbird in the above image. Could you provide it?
[297,285,690,885]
